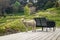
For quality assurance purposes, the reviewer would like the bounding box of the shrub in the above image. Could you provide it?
[24,5,30,16]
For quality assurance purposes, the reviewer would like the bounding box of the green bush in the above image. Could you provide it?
[24,5,30,16]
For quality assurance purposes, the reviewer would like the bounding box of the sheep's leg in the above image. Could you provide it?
[34,26,36,32]
[25,25,28,32]
[32,25,36,32]
[34,24,36,32]
[32,26,34,32]
[25,26,28,32]
[34,25,36,32]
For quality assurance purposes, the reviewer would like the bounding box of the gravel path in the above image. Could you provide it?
[56,35,60,40]
[0,28,60,40]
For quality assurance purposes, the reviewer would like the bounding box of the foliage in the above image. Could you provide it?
[24,5,30,16]
[28,2,33,7]
[5,7,13,14]
[44,1,55,9]
[0,7,60,36]
[58,0,60,5]
[36,0,56,10]
[12,1,21,12]
[0,19,26,36]
[36,7,60,27]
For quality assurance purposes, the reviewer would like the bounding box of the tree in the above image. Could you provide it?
[36,0,56,10]
[12,1,21,12]
[44,1,55,9]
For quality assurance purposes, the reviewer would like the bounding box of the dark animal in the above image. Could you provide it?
[34,17,56,32]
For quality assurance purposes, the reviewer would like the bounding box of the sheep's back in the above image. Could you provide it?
[23,20,36,26]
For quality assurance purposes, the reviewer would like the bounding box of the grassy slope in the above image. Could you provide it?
[36,7,60,27]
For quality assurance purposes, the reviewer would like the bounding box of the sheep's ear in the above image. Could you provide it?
[21,18,23,21]
[21,18,25,21]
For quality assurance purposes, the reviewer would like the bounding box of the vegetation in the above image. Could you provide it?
[0,0,60,36]
[36,7,60,27]
[0,7,60,36]
[36,0,57,10]
[12,1,21,12]
[24,5,30,16]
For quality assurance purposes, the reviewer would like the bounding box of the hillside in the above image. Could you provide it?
[35,7,60,27]
[0,7,60,36]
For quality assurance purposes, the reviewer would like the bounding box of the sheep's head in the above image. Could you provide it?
[21,18,25,21]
